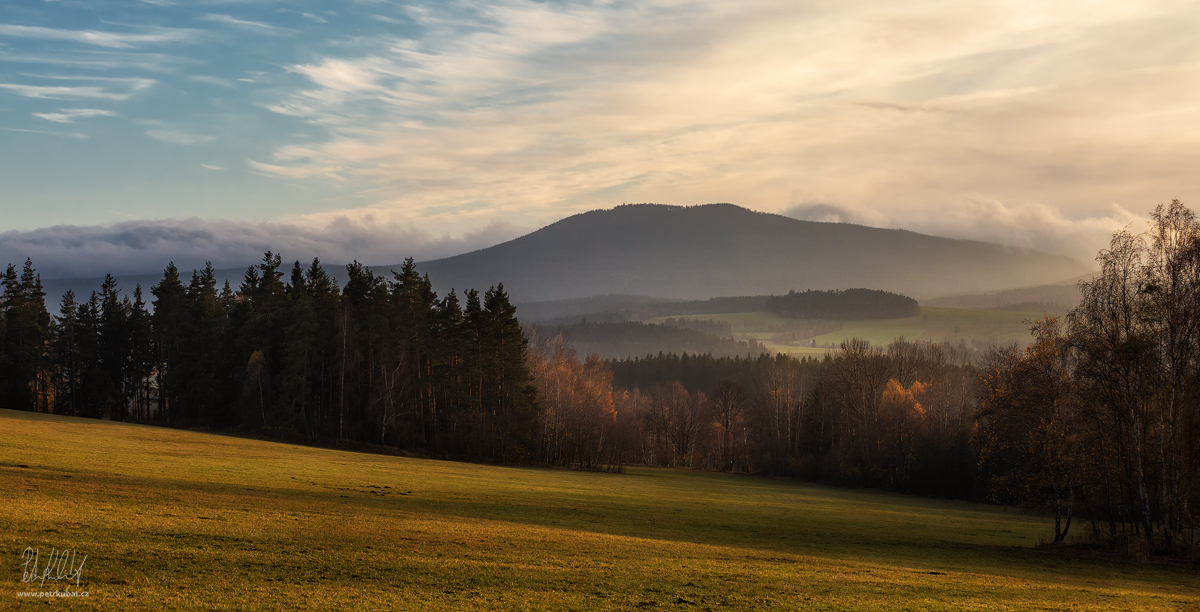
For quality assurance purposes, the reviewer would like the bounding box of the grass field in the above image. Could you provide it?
[656,307,1055,355]
[3,409,1197,610]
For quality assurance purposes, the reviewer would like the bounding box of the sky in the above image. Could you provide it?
[1,0,1198,277]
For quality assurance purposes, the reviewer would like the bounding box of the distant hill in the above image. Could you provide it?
[415,204,1090,302]
[922,274,1093,312]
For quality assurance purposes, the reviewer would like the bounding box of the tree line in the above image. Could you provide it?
[594,341,976,495]
[977,200,1200,549]
[530,320,761,360]
[766,288,919,320]
[1,255,536,461]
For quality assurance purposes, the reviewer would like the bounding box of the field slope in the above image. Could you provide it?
[2,409,1197,610]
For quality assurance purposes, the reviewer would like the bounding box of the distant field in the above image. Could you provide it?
[655,307,1054,354]
[4,409,1196,610]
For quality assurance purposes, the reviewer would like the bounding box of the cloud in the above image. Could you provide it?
[187,75,237,88]
[0,76,154,100]
[201,14,286,34]
[145,129,214,145]
[897,197,1149,263]
[0,83,133,100]
[0,127,87,139]
[201,163,225,171]
[33,108,117,123]
[0,24,197,48]
[784,203,887,227]
[246,0,1200,247]
[784,196,1148,262]
[0,217,527,279]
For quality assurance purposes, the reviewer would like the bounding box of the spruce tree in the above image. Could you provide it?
[151,263,187,424]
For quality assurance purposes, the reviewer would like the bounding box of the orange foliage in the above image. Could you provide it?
[880,379,928,423]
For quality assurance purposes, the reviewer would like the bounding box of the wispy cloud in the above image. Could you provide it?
[0,126,87,139]
[0,75,155,101]
[0,49,175,71]
[0,83,132,100]
[145,128,214,145]
[201,14,286,34]
[0,24,197,48]
[187,74,237,88]
[33,108,117,123]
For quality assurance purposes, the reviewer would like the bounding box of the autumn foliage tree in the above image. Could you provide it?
[976,317,1081,543]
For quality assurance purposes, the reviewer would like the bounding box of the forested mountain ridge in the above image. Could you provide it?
[415,204,1090,302]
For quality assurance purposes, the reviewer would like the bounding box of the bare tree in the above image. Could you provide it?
[710,379,747,472]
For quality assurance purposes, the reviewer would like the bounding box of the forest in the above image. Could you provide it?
[0,256,537,462]
[1,201,1197,549]
[765,288,920,320]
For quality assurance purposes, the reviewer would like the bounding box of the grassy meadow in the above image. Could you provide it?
[3,408,1197,610]
[657,307,1055,355]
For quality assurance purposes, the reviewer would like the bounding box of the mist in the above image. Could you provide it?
[0,217,527,279]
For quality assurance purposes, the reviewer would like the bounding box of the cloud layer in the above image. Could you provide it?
[784,198,1149,262]
[0,218,526,279]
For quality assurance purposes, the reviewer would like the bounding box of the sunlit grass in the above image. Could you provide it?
[2,408,1195,610]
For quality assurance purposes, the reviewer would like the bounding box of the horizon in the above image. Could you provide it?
[16,202,1100,282]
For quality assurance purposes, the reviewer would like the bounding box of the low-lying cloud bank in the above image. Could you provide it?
[785,197,1149,264]
[0,217,526,279]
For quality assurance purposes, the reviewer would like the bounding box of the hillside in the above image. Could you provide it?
[416,204,1089,302]
[5,409,1197,609]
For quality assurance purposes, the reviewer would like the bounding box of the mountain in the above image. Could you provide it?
[34,203,1091,310]
[414,204,1091,302]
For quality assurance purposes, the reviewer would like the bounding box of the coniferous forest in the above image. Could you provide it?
[2,201,1199,550]
[1,255,537,462]
[765,288,920,320]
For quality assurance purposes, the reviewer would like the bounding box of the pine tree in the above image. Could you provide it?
[482,284,536,461]
[53,290,81,416]
[151,263,187,424]
[128,285,154,423]
[98,274,129,420]
[0,260,51,412]
[279,261,316,436]
[76,292,102,419]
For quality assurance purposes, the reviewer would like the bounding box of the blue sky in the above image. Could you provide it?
[2,0,1199,277]
[1,0,405,228]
